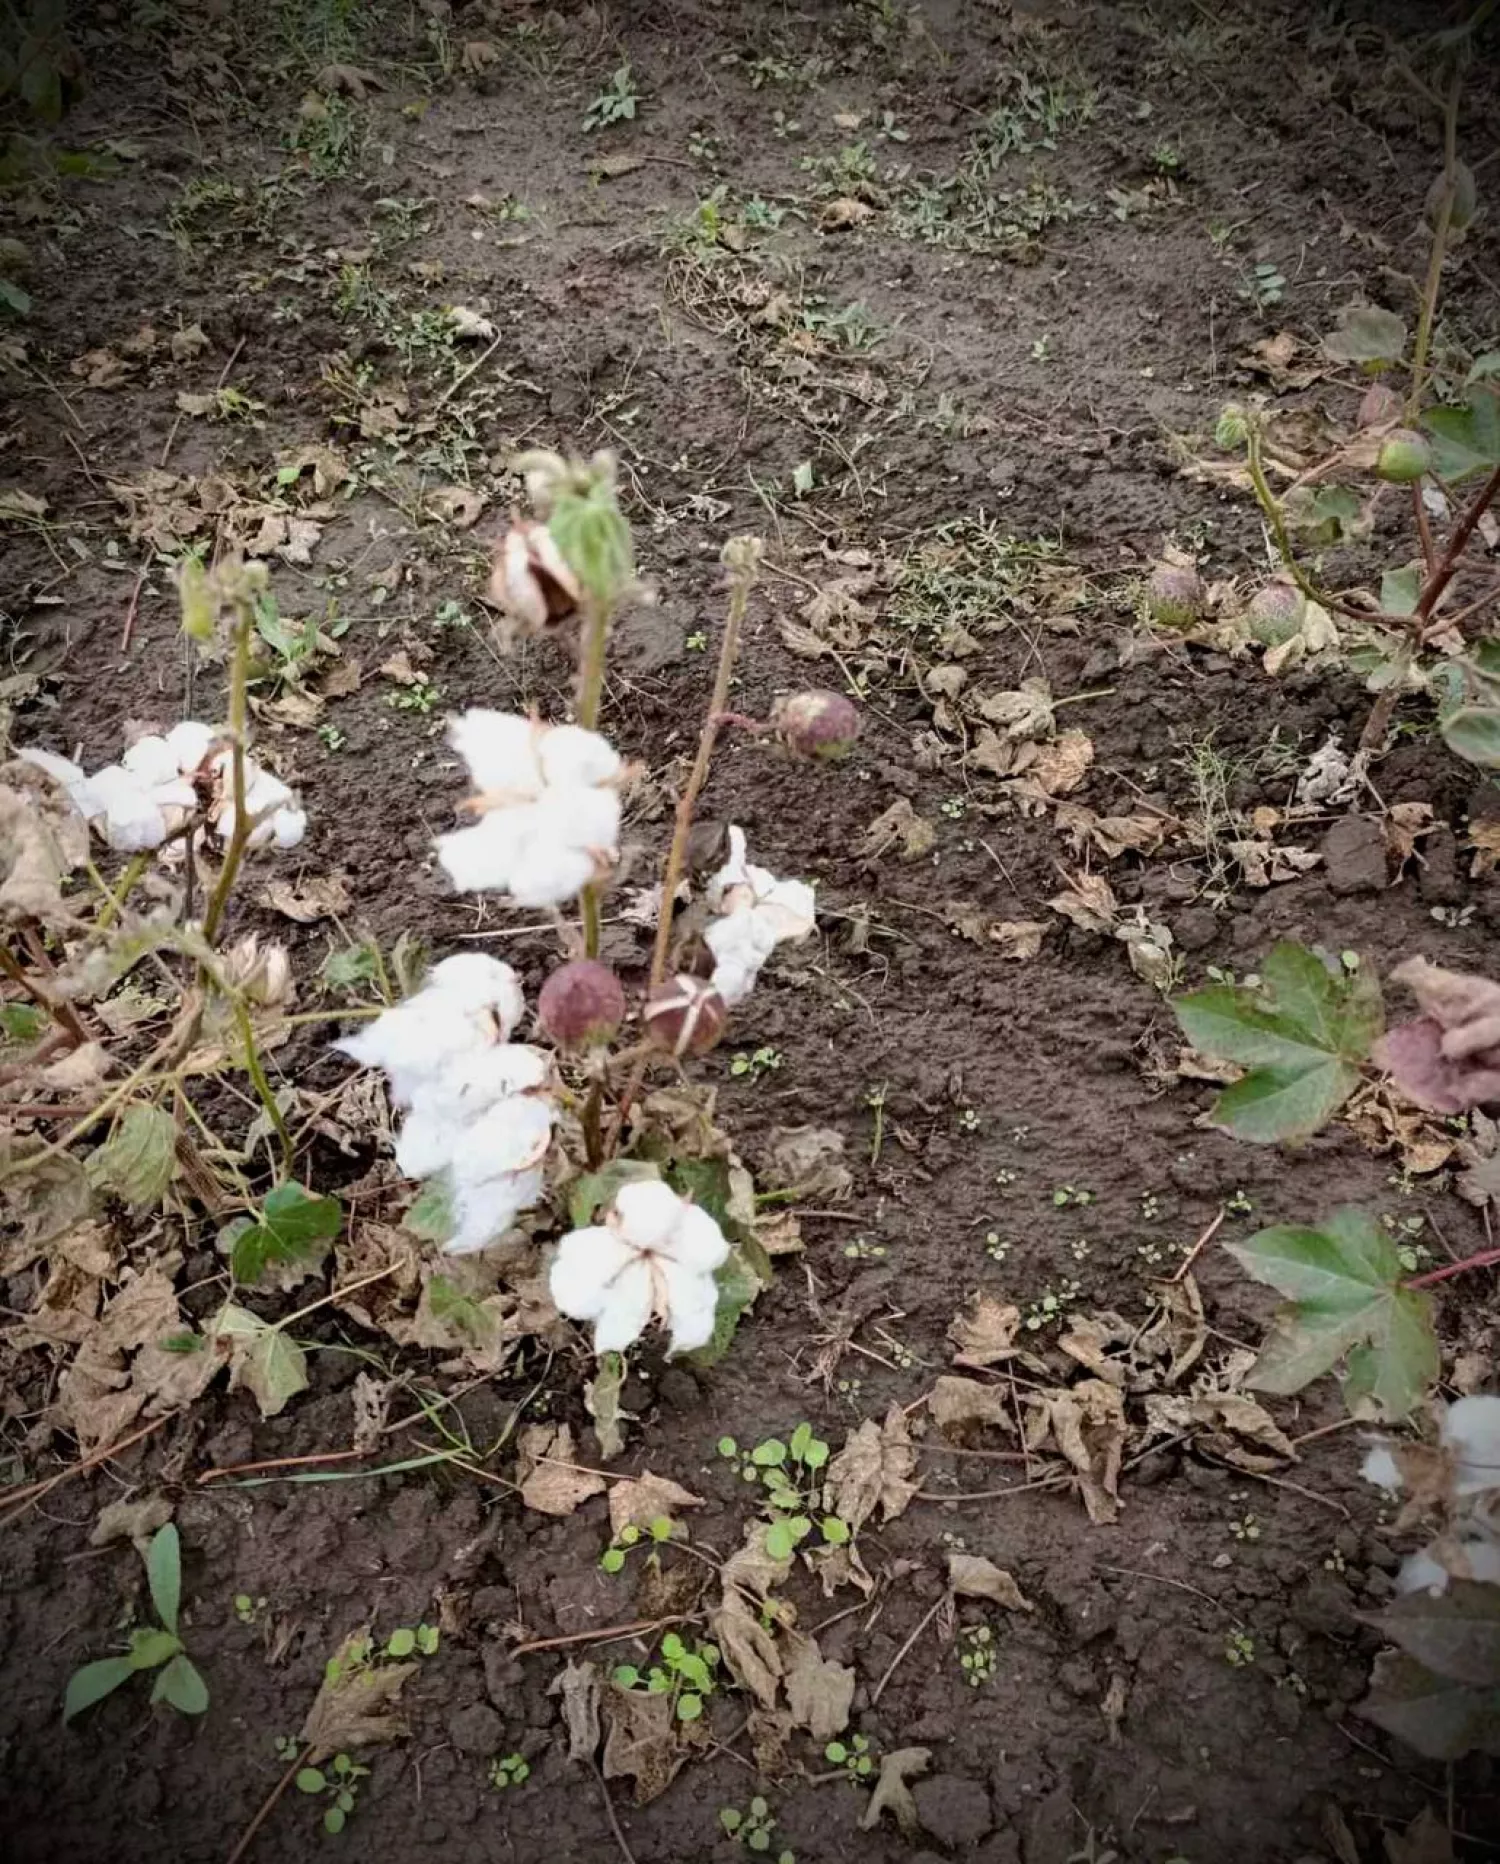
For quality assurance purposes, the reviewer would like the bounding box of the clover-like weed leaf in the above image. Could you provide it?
[1173,943,1381,1142]
[1227,1207,1437,1419]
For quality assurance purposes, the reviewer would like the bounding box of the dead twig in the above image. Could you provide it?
[1171,1208,1225,1283]
[224,1744,310,1864]
[870,1594,946,1705]
[0,1411,176,1528]
[509,1615,696,1658]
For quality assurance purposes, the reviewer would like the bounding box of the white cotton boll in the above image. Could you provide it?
[1395,1548,1451,1595]
[1441,1394,1500,1494]
[271,805,307,850]
[591,1259,654,1353]
[17,746,93,812]
[436,810,529,894]
[1361,1446,1403,1493]
[437,1042,549,1111]
[660,1258,720,1354]
[164,720,216,770]
[505,838,599,909]
[708,825,752,905]
[426,955,526,1033]
[337,995,493,1105]
[393,1101,455,1180]
[705,914,762,1006]
[449,710,542,795]
[531,782,621,854]
[667,1203,730,1274]
[549,1226,636,1321]
[120,734,180,786]
[87,765,168,851]
[615,1178,691,1250]
[460,1092,554,1179]
[537,724,622,791]
[759,876,816,941]
[445,1165,545,1255]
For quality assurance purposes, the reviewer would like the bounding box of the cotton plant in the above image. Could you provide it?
[20,722,305,854]
[549,1177,729,1354]
[336,954,557,1254]
[1363,1394,1500,1594]
[704,825,816,1007]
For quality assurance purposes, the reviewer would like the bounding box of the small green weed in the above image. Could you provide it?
[64,1525,209,1721]
[613,1631,720,1721]
[720,1795,793,1859]
[584,65,640,130]
[717,1424,850,1559]
[387,674,442,715]
[957,1623,996,1687]
[730,1046,781,1081]
[488,1752,530,1790]
[824,1733,876,1781]
[1225,1627,1255,1667]
[296,1752,369,1834]
[600,1513,677,1573]
[1023,1280,1083,1331]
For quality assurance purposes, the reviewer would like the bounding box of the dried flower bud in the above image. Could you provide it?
[223,934,294,1009]
[1356,382,1402,430]
[537,958,625,1049]
[1425,159,1477,235]
[1246,578,1306,646]
[643,975,727,1058]
[772,689,862,760]
[1146,562,1206,628]
[1375,429,1431,484]
[1214,403,1250,450]
[487,519,581,634]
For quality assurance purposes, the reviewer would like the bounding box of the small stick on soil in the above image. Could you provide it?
[870,1595,946,1705]
[224,1744,310,1864]
[590,1758,639,1864]
[0,1411,175,1527]
[1198,1452,1352,1518]
[913,1471,1069,1504]
[1096,1563,1228,1615]
[432,331,505,411]
[1171,1208,1225,1283]
[119,559,150,653]
[197,1448,365,1484]
[1291,1417,1360,1448]
[509,1615,696,1658]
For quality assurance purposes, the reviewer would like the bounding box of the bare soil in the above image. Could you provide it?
[3,3,1499,1862]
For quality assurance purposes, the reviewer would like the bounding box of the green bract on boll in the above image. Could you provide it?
[1246,578,1306,647]
[1375,430,1432,484]
[1215,403,1250,449]
[1147,562,1207,628]
[772,689,862,760]
[537,958,626,1048]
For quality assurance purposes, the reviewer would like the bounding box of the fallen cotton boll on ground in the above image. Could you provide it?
[435,710,623,908]
[704,824,815,1006]
[549,1177,729,1354]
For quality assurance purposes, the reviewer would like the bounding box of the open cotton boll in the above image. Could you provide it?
[536,724,622,790]
[450,709,545,795]
[1443,1393,1500,1495]
[548,1177,730,1356]
[445,1165,547,1255]
[336,957,527,1105]
[703,825,815,1006]
[426,953,527,1029]
[1396,1537,1500,1596]
[83,764,177,852]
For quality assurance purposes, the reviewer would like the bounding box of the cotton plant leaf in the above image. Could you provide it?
[228,1181,341,1285]
[1173,943,1382,1141]
[1363,1581,1500,1688]
[213,1303,309,1418]
[86,1104,179,1211]
[1228,1207,1438,1419]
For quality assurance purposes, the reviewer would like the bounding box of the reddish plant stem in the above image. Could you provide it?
[1406,1245,1500,1289]
[1415,463,1500,623]
[1412,482,1436,574]
[1,937,91,1047]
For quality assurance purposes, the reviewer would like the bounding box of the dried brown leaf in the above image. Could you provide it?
[550,1659,602,1761]
[1048,871,1118,934]
[1385,1808,1457,1864]
[948,1293,1023,1369]
[1046,1379,1126,1524]
[300,1632,416,1761]
[90,1494,174,1550]
[602,1685,687,1803]
[859,797,936,863]
[1024,728,1094,798]
[783,1630,854,1740]
[820,196,875,230]
[947,1552,1033,1611]
[711,1582,783,1709]
[761,1125,852,1202]
[260,874,352,923]
[427,485,485,529]
[929,1375,1013,1441]
[990,920,1047,961]
[517,1422,607,1517]
[824,1402,918,1533]
[861,1746,931,1835]
[608,1473,704,1536]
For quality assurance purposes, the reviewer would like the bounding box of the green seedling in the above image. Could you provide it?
[488,1752,530,1790]
[730,1046,781,1081]
[296,1752,369,1835]
[716,1425,850,1560]
[612,1631,720,1722]
[1229,1512,1261,1543]
[1225,1628,1256,1667]
[1051,1184,1093,1208]
[387,674,442,714]
[983,1231,1010,1262]
[842,1236,886,1260]
[384,1624,440,1658]
[600,1514,676,1573]
[957,1108,980,1134]
[824,1733,876,1781]
[234,1591,267,1625]
[64,1525,209,1721]
[958,1623,996,1687]
[584,65,640,130]
[1023,1280,1083,1331]
[720,1795,793,1859]
[274,1733,301,1761]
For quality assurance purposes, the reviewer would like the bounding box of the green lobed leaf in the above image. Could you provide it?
[230,1182,341,1285]
[145,1524,181,1635]
[567,1159,659,1231]
[86,1104,179,1210]
[666,1155,732,1227]
[1322,303,1407,368]
[1172,944,1382,1143]
[152,1653,209,1715]
[1228,1207,1438,1418]
[63,1657,136,1722]
[1357,1650,1500,1760]
[1364,1581,1500,1687]
[214,1304,309,1418]
[1380,564,1422,617]
[1442,706,1500,771]
[403,1172,456,1244]
[1423,389,1500,481]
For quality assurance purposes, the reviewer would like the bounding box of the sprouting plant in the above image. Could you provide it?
[957,1623,996,1687]
[387,673,442,714]
[686,628,707,651]
[1224,1628,1255,1667]
[234,1591,267,1625]
[824,1733,876,1781]
[1238,258,1286,310]
[383,1624,440,1658]
[730,1045,782,1081]
[584,64,640,130]
[1051,1184,1093,1208]
[983,1231,1010,1262]
[720,1796,793,1859]
[717,1424,849,1559]
[842,1235,886,1260]
[64,1526,209,1721]
[1023,1281,1082,1331]
[939,795,965,820]
[612,1631,720,1721]
[296,1752,369,1834]
[1228,1512,1261,1543]
[488,1752,530,1790]
[600,1514,677,1573]
[957,1108,980,1134]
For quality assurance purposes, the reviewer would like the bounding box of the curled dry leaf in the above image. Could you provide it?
[1045,1379,1126,1524]
[928,1375,1013,1441]
[315,62,383,97]
[783,1629,855,1740]
[947,1551,1033,1612]
[517,1422,608,1516]
[859,797,936,862]
[1142,1391,1296,1468]
[761,1125,852,1202]
[1022,729,1094,798]
[1048,870,1118,934]
[978,679,1054,740]
[602,1685,689,1804]
[427,485,485,529]
[1055,803,1173,859]
[0,762,88,922]
[711,1582,784,1710]
[90,1494,174,1551]
[824,1402,918,1533]
[550,1659,602,1761]
[991,919,1048,961]
[300,1631,416,1762]
[608,1472,704,1536]
[948,1292,1022,1369]
[820,196,875,230]
[260,873,352,923]
[861,1746,932,1835]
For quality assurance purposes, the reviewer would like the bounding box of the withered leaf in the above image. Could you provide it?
[783,1629,854,1740]
[929,1375,1013,1441]
[1142,1392,1295,1467]
[1384,1808,1457,1864]
[601,1685,687,1804]
[1046,1379,1126,1524]
[990,919,1048,961]
[90,1494,174,1550]
[978,679,1053,740]
[300,1633,417,1761]
[761,1125,852,1202]
[1024,728,1094,798]
[1048,870,1118,933]
[859,797,936,863]
[517,1422,607,1517]
[861,1746,931,1835]
[948,1293,1022,1369]
[608,1472,703,1536]
[427,485,485,529]
[550,1659,602,1761]
[710,1583,783,1710]
[824,1402,918,1534]
[948,1551,1033,1612]
[260,874,352,923]
[820,195,875,230]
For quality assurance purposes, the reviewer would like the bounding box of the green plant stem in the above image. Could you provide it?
[1407,65,1463,419]
[647,557,757,991]
[95,851,152,933]
[1243,428,1324,611]
[202,613,253,947]
[574,591,614,960]
[229,996,292,1174]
